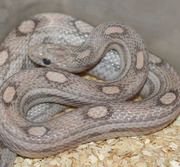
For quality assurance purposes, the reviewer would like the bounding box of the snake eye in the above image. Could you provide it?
[43,58,51,65]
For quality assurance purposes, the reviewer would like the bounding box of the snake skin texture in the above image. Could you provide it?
[0,13,179,166]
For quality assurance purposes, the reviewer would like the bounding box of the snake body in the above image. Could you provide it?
[0,13,179,166]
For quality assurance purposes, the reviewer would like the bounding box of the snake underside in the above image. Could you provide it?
[0,13,179,167]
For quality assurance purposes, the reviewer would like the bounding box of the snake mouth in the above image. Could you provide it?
[28,52,43,66]
[28,44,51,67]
[28,45,40,60]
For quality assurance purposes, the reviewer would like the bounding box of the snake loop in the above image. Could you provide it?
[0,13,179,166]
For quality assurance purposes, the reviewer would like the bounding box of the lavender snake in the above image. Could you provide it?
[0,13,179,166]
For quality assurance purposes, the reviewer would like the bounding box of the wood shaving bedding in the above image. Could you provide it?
[13,75,180,167]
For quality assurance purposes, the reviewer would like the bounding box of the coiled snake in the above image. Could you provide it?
[0,13,179,166]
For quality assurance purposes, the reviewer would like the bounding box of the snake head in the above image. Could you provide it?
[28,43,75,71]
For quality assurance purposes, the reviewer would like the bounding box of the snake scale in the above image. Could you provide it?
[0,13,179,166]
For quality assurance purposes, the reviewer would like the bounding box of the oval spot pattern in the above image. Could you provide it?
[104,26,124,35]
[18,20,35,34]
[74,20,93,33]
[88,106,108,119]
[160,92,176,105]
[76,49,91,59]
[28,126,47,137]
[0,50,8,66]
[46,71,67,83]
[102,86,120,94]
[3,86,16,103]
[136,51,144,69]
